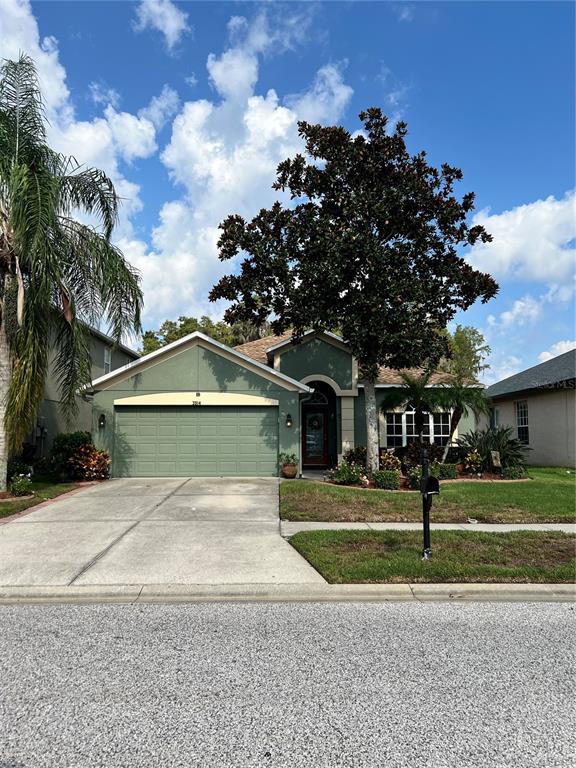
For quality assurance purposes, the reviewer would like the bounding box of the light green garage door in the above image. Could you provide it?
[114,406,279,477]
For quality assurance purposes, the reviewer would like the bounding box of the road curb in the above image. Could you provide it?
[0,583,574,605]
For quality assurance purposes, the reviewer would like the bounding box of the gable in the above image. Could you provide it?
[278,337,356,393]
[90,334,309,394]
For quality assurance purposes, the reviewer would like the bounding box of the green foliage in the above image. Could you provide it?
[51,431,92,474]
[464,450,483,474]
[380,372,446,438]
[7,456,32,480]
[141,315,272,354]
[436,462,458,479]
[0,55,142,462]
[406,467,422,490]
[66,444,110,480]
[279,452,298,466]
[503,465,527,480]
[440,325,491,381]
[379,452,402,471]
[328,459,367,486]
[344,446,367,467]
[372,469,401,490]
[10,475,33,496]
[458,427,530,470]
[404,441,444,468]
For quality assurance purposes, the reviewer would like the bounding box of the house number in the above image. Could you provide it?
[191,400,201,406]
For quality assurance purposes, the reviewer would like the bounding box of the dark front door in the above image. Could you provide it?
[302,408,328,467]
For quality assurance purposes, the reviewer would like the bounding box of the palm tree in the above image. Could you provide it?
[380,371,444,442]
[437,382,489,461]
[0,55,142,489]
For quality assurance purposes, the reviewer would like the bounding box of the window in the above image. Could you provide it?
[432,413,451,447]
[489,408,500,429]
[384,411,451,447]
[515,400,529,444]
[385,413,403,448]
[104,347,112,375]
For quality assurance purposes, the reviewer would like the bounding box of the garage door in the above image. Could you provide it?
[114,406,279,477]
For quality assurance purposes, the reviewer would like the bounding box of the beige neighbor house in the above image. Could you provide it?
[484,349,575,467]
[27,326,139,458]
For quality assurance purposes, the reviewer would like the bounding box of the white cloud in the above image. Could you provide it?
[468,191,576,285]
[538,340,576,363]
[133,0,190,51]
[395,4,415,22]
[487,295,542,330]
[0,0,159,241]
[138,84,179,130]
[481,354,522,386]
[89,81,120,108]
[132,10,353,323]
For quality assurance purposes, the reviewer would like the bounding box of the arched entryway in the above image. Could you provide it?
[301,380,337,469]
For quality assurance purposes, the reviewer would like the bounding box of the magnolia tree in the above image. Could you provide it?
[209,109,498,474]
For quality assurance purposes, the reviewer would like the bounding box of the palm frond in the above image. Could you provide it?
[59,166,119,239]
[0,54,47,160]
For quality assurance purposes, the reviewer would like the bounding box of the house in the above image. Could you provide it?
[483,350,575,467]
[88,330,473,477]
[29,326,139,458]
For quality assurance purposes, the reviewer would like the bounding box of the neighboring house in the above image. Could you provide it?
[29,326,139,457]
[483,350,576,467]
[89,330,473,478]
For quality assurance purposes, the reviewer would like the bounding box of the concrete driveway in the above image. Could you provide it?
[0,478,324,587]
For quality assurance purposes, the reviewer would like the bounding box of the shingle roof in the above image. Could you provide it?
[486,350,576,399]
[234,333,457,386]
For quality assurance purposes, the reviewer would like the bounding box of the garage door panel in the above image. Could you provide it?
[114,406,279,477]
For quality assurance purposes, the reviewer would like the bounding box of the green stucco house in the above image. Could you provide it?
[89,330,473,477]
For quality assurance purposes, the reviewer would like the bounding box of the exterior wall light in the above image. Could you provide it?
[285,414,293,428]
[98,413,106,429]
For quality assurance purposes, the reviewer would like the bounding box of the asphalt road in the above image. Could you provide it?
[0,602,574,768]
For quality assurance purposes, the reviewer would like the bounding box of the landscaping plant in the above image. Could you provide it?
[10,475,33,496]
[328,459,367,486]
[209,108,498,476]
[0,55,142,490]
[372,469,401,490]
[458,426,529,470]
[65,444,110,480]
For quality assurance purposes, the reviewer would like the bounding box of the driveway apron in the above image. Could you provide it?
[0,478,324,587]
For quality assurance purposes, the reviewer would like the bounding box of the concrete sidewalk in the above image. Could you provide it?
[281,521,576,536]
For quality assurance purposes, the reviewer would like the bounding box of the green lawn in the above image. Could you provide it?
[0,482,78,520]
[289,529,576,583]
[281,467,576,523]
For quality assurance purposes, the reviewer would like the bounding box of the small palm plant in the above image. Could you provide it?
[0,55,143,488]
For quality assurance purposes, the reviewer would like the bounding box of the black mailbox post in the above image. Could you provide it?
[420,448,440,560]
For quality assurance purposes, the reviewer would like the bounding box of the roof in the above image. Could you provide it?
[89,331,311,393]
[486,349,576,399]
[86,324,139,360]
[235,333,458,386]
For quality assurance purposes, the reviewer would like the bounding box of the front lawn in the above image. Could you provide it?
[289,530,576,583]
[0,482,79,520]
[280,467,576,524]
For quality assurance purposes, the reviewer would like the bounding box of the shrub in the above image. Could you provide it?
[403,441,444,469]
[328,459,367,486]
[503,465,527,480]
[343,446,367,467]
[10,476,33,497]
[379,452,401,471]
[457,427,529,470]
[279,452,298,466]
[437,463,458,480]
[66,445,111,480]
[372,469,401,490]
[7,457,32,480]
[406,467,422,490]
[52,431,93,476]
[464,450,482,474]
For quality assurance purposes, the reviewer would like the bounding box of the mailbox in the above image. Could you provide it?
[421,475,440,496]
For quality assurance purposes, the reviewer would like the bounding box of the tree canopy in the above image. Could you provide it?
[141,315,271,355]
[210,108,498,472]
[0,54,142,480]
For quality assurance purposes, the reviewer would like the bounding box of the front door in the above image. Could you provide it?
[302,409,328,467]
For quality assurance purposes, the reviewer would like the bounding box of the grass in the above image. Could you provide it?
[0,481,79,520]
[289,529,576,583]
[281,466,576,524]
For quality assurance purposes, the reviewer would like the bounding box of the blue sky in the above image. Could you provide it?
[2,0,574,381]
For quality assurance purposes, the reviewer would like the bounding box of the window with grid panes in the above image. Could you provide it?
[515,400,529,444]
[432,413,451,446]
[385,413,403,448]
[406,412,430,442]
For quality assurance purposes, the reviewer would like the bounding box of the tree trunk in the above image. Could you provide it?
[0,315,11,491]
[442,405,463,462]
[365,378,379,476]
